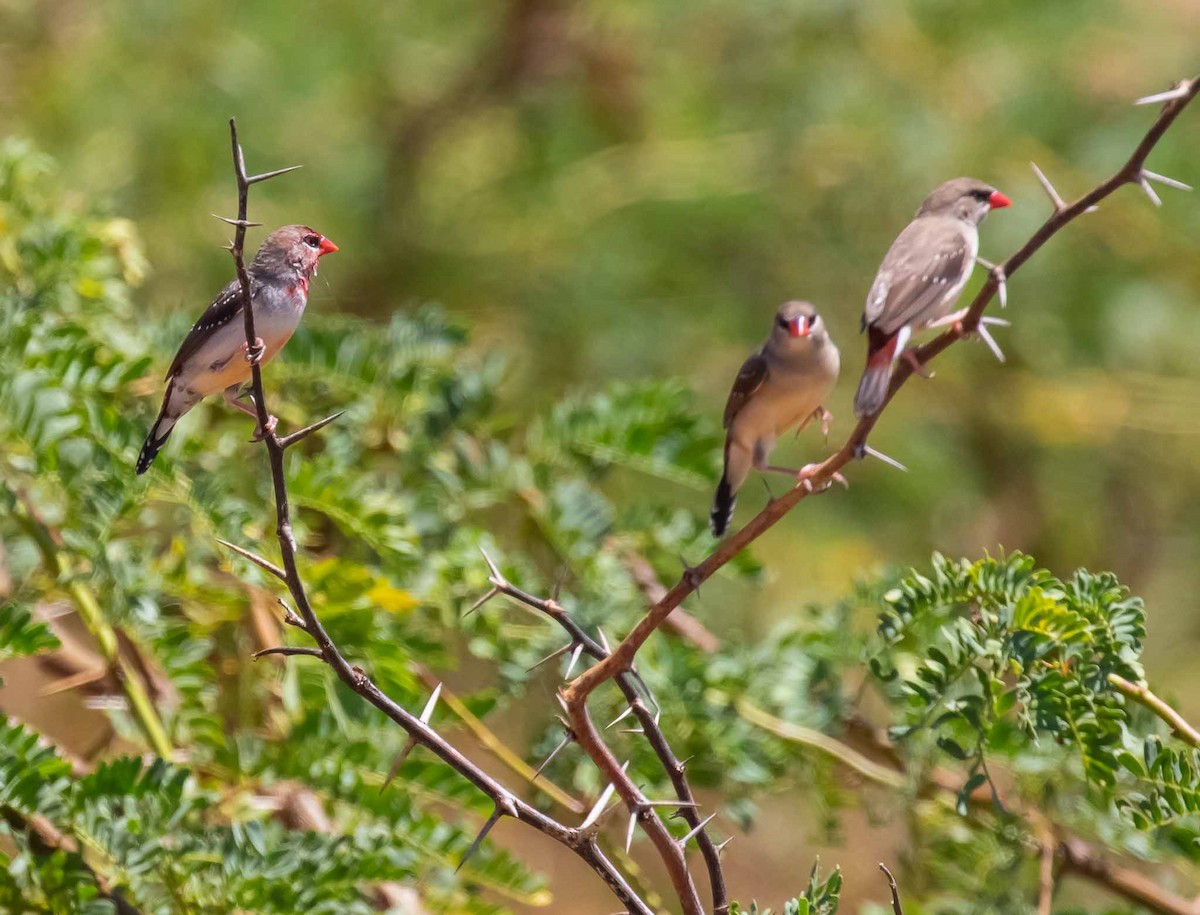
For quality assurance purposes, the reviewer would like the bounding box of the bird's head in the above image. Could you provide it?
[252,224,339,280]
[917,177,1010,226]
[772,300,825,345]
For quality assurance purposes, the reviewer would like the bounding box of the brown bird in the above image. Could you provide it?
[136,225,338,474]
[711,300,840,537]
[854,178,1010,417]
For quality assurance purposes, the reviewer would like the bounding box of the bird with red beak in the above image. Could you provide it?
[854,177,1010,417]
[711,300,840,537]
[136,224,338,473]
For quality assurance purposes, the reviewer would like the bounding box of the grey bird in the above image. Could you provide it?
[854,177,1010,417]
[710,300,840,537]
[136,225,338,474]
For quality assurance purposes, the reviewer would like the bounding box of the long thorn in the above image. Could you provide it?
[527,641,575,673]
[277,410,345,449]
[565,643,585,677]
[246,164,303,185]
[479,546,503,581]
[606,705,636,730]
[1135,82,1191,106]
[419,683,442,724]
[975,322,1006,364]
[533,734,573,779]
[1143,169,1193,192]
[211,214,263,228]
[1030,161,1066,211]
[381,735,419,791]
[859,444,908,473]
[1138,174,1163,207]
[625,811,639,853]
[457,807,505,873]
[581,781,619,830]
[678,813,717,848]
[465,586,499,617]
[215,539,286,581]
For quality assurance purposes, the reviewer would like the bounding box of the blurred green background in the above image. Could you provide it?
[2,0,1198,910]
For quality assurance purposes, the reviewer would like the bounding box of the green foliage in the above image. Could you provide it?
[4,131,1200,914]
[876,552,1145,787]
[729,860,842,915]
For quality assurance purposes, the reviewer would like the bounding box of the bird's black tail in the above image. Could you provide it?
[136,411,175,475]
[710,474,735,538]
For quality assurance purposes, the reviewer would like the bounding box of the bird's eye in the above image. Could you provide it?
[777,316,788,328]
[304,235,320,248]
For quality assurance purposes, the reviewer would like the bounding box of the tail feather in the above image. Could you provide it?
[137,398,181,475]
[710,475,735,538]
[854,331,900,417]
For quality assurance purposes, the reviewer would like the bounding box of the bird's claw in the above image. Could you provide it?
[251,415,278,441]
[796,463,847,493]
[244,337,267,365]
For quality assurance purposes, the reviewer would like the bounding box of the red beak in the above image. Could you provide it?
[318,236,339,255]
[788,316,810,338]
[987,190,1011,210]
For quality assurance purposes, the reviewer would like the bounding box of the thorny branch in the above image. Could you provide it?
[217,119,653,915]
[542,77,1200,908]
[474,550,726,914]
[220,73,1199,915]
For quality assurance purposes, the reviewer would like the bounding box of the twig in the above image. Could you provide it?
[475,553,721,914]
[220,119,652,915]
[879,863,904,915]
[562,76,1200,765]
[1108,674,1200,749]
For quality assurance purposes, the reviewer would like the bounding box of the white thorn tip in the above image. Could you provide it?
[678,813,717,847]
[581,780,619,830]
[1138,175,1163,207]
[1143,169,1193,192]
[420,684,442,724]
[976,323,1006,364]
[625,812,638,853]
[606,706,636,730]
[565,643,585,677]
[1030,161,1065,209]
[863,445,908,473]
[1134,83,1191,106]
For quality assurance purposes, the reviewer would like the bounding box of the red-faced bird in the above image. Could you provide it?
[711,300,840,537]
[854,178,1010,417]
[136,225,338,473]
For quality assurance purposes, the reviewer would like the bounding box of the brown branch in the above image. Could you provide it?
[563,74,1200,729]
[1059,839,1200,915]
[1108,674,1200,749]
[477,553,721,914]
[1037,842,1055,915]
[879,863,904,915]
[221,119,652,915]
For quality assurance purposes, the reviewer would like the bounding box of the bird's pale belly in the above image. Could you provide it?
[183,318,297,397]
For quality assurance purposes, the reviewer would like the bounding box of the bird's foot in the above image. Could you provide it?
[796,463,848,493]
[243,337,267,365]
[251,415,278,442]
[901,350,934,379]
[816,405,833,441]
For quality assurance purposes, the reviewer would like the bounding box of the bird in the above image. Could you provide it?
[711,300,840,537]
[853,177,1010,418]
[136,224,338,474]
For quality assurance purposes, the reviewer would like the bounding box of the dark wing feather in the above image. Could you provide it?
[722,350,769,429]
[164,279,249,380]
[863,219,972,335]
